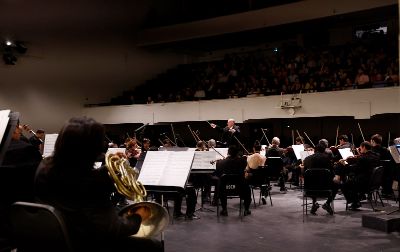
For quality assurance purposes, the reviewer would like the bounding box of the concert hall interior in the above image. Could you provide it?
[1,0,400,252]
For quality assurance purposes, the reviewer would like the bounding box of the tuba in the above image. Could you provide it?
[105,153,169,237]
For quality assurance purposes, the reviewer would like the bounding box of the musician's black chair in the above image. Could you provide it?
[247,166,272,207]
[265,157,285,190]
[346,166,385,211]
[302,169,335,222]
[9,201,74,252]
[216,174,244,220]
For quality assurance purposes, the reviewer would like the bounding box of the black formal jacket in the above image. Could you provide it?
[266,145,284,158]
[349,150,380,189]
[215,125,240,147]
[34,158,142,247]
[303,152,332,171]
[214,156,247,177]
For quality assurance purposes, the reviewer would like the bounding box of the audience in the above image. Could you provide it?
[104,40,398,106]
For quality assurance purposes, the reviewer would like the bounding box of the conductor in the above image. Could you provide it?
[210,118,240,147]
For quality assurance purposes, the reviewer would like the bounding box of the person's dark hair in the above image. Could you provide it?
[371,134,382,145]
[338,135,348,142]
[227,145,239,157]
[314,144,325,153]
[295,136,304,143]
[53,117,105,173]
[36,129,45,134]
[143,138,150,144]
[318,139,329,148]
[253,140,261,152]
[360,141,372,150]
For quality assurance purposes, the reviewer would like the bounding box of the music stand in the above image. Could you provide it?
[0,112,19,166]
[387,149,400,215]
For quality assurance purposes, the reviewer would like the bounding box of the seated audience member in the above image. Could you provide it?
[34,117,162,251]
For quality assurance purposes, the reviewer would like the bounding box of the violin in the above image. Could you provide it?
[22,124,44,143]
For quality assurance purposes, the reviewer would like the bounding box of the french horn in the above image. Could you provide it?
[105,153,169,237]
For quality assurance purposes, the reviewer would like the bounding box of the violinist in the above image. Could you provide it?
[331,135,352,161]
[265,137,286,192]
[195,141,208,151]
[337,135,352,149]
[215,146,251,216]
[302,144,336,215]
[338,141,380,210]
[125,138,141,167]
[370,134,396,197]
[296,136,311,149]
[266,137,284,158]
[318,139,334,160]
[135,138,150,172]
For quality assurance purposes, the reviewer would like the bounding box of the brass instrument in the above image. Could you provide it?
[105,153,169,237]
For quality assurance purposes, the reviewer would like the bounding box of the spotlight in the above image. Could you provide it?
[5,40,12,46]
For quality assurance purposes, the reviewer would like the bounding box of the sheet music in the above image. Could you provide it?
[191,151,217,170]
[0,110,10,145]
[43,134,58,157]
[300,150,314,161]
[292,144,304,160]
[338,148,354,160]
[389,145,400,164]
[138,151,195,188]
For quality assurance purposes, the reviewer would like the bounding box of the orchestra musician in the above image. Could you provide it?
[370,134,396,197]
[337,135,352,149]
[125,138,141,167]
[34,117,161,251]
[135,138,151,171]
[0,121,42,250]
[28,129,45,153]
[214,146,251,216]
[265,137,286,192]
[301,144,336,215]
[265,137,284,158]
[244,141,267,204]
[318,139,334,160]
[337,141,380,210]
[210,118,240,147]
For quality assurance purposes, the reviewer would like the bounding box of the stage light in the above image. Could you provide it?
[5,40,12,46]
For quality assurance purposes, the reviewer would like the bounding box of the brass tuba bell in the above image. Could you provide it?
[105,153,169,237]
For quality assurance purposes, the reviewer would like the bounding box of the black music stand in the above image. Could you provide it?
[191,170,215,213]
[387,164,400,215]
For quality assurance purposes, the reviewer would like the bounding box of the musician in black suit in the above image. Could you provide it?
[214,146,251,216]
[339,141,380,210]
[34,117,161,252]
[302,144,336,215]
[0,122,42,251]
[370,134,396,196]
[210,118,240,147]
